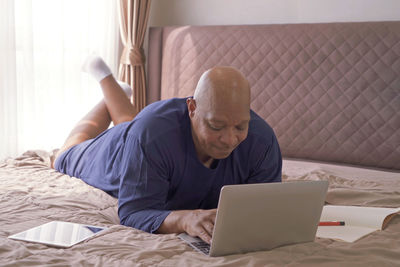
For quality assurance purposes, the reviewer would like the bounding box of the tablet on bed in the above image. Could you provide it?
[8,221,107,248]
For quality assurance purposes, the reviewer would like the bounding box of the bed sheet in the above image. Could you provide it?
[1,150,399,266]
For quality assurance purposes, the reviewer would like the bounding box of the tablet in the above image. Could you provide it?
[8,221,107,248]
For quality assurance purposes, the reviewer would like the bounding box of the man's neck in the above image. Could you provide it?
[202,157,215,169]
[194,146,214,168]
[191,128,214,168]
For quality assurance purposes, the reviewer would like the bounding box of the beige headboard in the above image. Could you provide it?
[147,21,400,170]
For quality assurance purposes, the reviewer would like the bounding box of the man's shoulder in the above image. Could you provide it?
[139,97,188,116]
[233,111,281,174]
[127,98,190,144]
[248,110,275,141]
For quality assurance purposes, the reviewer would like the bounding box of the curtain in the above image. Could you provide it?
[0,0,120,160]
[0,0,18,158]
[118,0,152,113]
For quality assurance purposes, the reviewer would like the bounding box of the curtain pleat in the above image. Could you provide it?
[118,0,151,113]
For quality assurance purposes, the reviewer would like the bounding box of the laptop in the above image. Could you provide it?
[179,180,328,257]
[8,221,107,248]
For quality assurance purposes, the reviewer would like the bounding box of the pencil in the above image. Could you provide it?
[319,221,345,226]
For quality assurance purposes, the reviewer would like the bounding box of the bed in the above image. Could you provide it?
[1,21,400,266]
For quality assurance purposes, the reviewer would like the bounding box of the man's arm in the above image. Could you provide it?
[118,137,216,241]
[156,209,217,244]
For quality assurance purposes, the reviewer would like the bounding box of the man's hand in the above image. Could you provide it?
[156,209,217,244]
[182,209,216,244]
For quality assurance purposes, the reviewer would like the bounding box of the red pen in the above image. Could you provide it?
[319,221,345,226]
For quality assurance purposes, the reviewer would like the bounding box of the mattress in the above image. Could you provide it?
[1,150,399,266]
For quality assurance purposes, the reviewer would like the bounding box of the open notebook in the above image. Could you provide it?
[316,205,400,242]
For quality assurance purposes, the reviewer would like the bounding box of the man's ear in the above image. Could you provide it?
[186,98,196,118]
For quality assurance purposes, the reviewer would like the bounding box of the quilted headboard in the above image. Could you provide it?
[147,21,400,170]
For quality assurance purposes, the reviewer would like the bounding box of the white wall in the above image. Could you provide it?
[148,0,400,26]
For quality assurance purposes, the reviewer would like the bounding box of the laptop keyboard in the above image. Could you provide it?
[190,241,210,255]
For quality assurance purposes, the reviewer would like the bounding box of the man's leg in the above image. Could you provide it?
[82,55,137,126]
[52,56,137,168]
[100,75,137,126]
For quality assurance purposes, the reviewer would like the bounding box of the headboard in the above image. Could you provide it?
[147,21,400,170]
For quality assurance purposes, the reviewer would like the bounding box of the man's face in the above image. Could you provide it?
[188,98,250,161]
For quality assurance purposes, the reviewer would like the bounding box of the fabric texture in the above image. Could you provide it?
[147,21,400,170]
[2,151,400,266]
[118,0,152,113]
[55,98,282,233]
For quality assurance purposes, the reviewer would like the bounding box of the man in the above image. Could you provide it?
[54,56,282,244]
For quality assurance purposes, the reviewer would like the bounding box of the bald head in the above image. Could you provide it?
[193,66,250,111]
[187,66,251,165]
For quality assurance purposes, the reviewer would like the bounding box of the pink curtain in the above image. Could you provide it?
[118,0,151,112]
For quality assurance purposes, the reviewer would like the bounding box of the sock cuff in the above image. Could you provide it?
[82,55,112,82]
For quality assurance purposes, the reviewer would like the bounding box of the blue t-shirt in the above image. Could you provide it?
[55,98,282,233]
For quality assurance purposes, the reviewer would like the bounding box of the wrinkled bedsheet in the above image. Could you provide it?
[1,150,399,266]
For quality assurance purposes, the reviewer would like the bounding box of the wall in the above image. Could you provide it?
[148,0,400,26]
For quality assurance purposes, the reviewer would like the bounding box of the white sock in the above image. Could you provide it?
[82,55,112,82]
[117,81,132,98]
